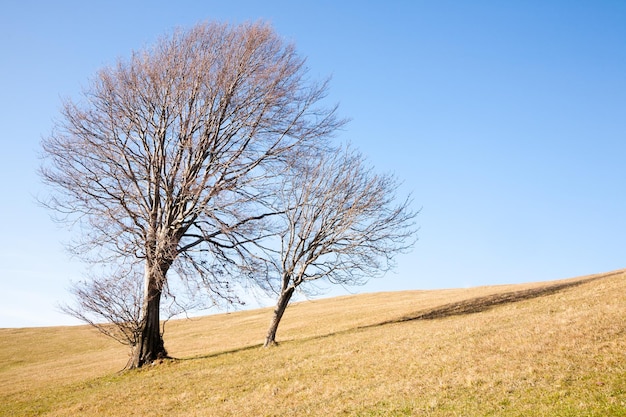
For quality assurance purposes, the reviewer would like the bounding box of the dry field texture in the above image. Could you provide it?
[2,269,626,416]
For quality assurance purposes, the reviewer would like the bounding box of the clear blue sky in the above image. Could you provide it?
[1,1,625,327]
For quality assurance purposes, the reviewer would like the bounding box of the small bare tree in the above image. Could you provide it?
[40,21,344,367]
[262,146,417,346]
[61,270,145,350]
[60,264,208,368]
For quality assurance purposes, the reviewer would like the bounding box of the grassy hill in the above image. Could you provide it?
[2,270,626,416]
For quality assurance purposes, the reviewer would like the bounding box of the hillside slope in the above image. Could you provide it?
[2,270,625,416]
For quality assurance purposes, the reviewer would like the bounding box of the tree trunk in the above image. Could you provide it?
[264,286,295,347]
[129,262,170,369]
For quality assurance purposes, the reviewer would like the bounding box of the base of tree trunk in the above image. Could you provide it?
[264,286,295,347]
[263,339,279,348]
[127,349,171,370]
[125,356,174,370]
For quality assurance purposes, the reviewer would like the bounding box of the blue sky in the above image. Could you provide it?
[1,1,625,327]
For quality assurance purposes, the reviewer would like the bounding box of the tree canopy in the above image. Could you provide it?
[41,21,345,368]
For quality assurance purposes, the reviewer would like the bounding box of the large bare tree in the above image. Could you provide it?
[40,21,343,368]
[262,146,417,346]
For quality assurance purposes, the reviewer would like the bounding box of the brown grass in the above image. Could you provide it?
[2,269,625,416]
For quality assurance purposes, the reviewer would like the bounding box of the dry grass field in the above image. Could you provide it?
[2,269,626,416]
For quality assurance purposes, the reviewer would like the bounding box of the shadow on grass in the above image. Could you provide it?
[365,272,621,328]
[179,271,623,362]
[175,342,265,363]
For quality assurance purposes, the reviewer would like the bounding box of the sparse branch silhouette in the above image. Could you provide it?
[261,145,418,346]
[41,21,345,368]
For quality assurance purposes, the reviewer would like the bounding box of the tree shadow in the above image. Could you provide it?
[361,272,620,330]
[175,342,265,362]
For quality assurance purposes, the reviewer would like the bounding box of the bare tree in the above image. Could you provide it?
[61,269,145,351]
[40,21,344,368]
[262,146,417,346]
[60,264,208,368]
